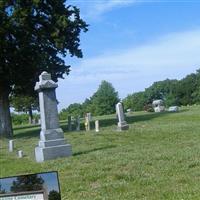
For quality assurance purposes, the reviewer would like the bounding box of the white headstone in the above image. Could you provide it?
[168,106,179,112]
[116,102,129,131]
[18,150,23,158]
[9,140,14,152]
[85,114,91,131]
[95,120,99,132]
[34,71,72,162]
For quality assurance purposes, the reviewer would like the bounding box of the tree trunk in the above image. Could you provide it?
[0,86,13,138]
[28,106,33,124]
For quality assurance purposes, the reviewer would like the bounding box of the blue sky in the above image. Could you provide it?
[57,0,200,110]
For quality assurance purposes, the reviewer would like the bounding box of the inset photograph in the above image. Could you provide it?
[0,171,61,200]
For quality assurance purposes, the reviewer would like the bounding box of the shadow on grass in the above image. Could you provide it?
[13,127,40,139]
[13,124,40,131]
[73,145,116,156]
[98,110,187,128]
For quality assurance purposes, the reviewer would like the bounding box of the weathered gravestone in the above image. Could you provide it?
[95,120,99,132]
[34,72,72,162]
[116,102,129,131]
[152,99,165,112]
[85,113,91,131]
[168,106,179,112]
[18,150,23,158]
[9,140,14,152]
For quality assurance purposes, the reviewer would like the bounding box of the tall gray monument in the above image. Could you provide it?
[116,102,129,131]
[34,72,72,162]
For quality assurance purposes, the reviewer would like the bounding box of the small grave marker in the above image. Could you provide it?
[95,120,100,132]
[9,140,14,152]
[116,102,129,131]
[18,150,23,158]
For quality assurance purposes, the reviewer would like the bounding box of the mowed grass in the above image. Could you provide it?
[1,106,200,199]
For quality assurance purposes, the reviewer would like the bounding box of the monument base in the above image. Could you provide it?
[117,121,129,131]
[35,144,72,163]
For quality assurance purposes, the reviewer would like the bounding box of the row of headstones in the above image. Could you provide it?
[8,140,23,158]
[67,102,129,132]
[34,72,129,162]
[67,114,99,132]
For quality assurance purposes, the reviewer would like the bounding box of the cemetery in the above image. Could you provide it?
[1,1,200,200]
[1,103,200,199]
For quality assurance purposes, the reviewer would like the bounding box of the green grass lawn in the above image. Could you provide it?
[1,106,200,199]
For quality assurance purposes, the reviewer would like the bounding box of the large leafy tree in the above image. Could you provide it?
[60,81,119,117]
[10,95,39,124]
[60,103,83,119]
[123,92,147,111]
[10,174,44,192]
[90,80,119,116]
[145,79,179,103]
[0,0,88,137]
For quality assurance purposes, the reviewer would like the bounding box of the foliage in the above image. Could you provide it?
[59,103,83,120]
[123,69,200,111]
[60,81,119,117]
[48,190,61,200]
[123,92,147,111]
[89,81,119,115]
[10,175,44,192]
[0,0,88,136]
[145,79,179,104]
[11,113,39,125]
[10,95,38,113]
[0,0,88,94]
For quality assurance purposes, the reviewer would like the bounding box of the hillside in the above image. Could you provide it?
[0,106,200,199]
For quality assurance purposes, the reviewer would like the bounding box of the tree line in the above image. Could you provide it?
[10,69,200,125]
[59,80,120,119]
[60,69,200,118]
[123,69,200,111]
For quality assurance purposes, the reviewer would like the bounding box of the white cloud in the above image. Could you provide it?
[91,0,136,16]
[69,0,136,20]
[57,28,200,110]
